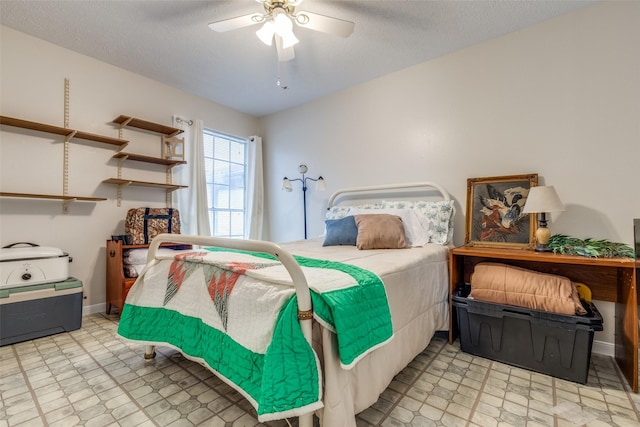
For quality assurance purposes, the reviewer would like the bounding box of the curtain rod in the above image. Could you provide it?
[174,116,193,126]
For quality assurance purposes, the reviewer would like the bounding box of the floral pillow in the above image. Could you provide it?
[382,200,455,245]
[325,203,381,220]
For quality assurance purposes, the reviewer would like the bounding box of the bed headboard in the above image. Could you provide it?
[327,181,451,209]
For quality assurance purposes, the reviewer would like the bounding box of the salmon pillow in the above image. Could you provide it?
[469,262,586,315]
[354,214,407,250]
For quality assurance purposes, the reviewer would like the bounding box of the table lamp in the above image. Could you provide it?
[522,186,565,252]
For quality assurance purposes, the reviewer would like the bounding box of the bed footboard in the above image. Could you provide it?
[143,233,314,427]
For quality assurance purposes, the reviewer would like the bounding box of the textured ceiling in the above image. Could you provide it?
[0,1,596,117]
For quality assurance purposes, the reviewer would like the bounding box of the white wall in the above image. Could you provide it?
[0,26,260,313]
[261,2,640,347]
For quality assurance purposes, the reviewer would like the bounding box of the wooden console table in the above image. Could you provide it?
[449,245,638,392]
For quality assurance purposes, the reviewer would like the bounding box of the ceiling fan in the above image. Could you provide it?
[208,0,355,62]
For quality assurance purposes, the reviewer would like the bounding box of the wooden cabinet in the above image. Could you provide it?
[102,115,187,206]
[449,245,638,392]
[0,115,128,210]
[106,239,191,315]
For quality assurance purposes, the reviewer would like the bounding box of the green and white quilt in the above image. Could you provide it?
[117,248,393,422]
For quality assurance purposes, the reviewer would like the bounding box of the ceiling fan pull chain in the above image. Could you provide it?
[276,60,288,90]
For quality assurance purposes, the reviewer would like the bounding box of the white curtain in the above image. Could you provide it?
[245,136,264,239]
[172,118,211,236]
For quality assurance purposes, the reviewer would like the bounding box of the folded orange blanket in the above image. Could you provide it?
[469,262,587,315]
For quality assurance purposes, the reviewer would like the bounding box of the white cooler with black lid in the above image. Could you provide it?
[0,242,70,288]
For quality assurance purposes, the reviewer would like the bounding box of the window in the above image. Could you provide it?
[203,129,247,238]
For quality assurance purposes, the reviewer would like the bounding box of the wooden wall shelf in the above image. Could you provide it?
[112,152,186,167]
[108,115,188,207]
[113,115,183,137]
[102,178,187,191]
[1,110,124,211]
[0,192,106,202]
[1,115,128,146]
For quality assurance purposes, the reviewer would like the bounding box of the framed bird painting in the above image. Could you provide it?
[465,174,538,249]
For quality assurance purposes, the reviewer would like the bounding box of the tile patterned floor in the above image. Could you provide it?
[1,313,639,427]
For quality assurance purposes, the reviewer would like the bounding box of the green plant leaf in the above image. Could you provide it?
[548,234,634,258]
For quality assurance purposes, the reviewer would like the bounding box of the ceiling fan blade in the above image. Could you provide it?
[275,35,295,62]
[208,13,263,33]
[294,11,354,38]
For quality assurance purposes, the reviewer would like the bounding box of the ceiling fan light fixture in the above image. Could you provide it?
[272,9,298,49]
[211,0,355,63]
[273,10,293,35]
[280,31,299,49]
[256,20,275,46]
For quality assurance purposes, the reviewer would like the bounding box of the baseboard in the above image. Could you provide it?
[83,303,106,316]
[592,339,614,357]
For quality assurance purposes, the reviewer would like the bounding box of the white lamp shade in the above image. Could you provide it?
[316,177,326,192]
[256,21,275,46]
[282,177,293,192]
[280,31,299,49]
[273,11,293,34]
[273,11,298,49]
[522,186,565,214]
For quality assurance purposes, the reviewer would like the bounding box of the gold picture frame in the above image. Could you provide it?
[465,174,538,249]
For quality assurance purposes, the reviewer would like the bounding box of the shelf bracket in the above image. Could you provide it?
[62,198,77,214]
[117,117,134,144]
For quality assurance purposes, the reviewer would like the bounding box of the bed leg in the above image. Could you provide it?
[299,412,313,427]
[144,345,156,360]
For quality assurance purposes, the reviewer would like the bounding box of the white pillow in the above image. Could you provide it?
[123,248,179,265]
[348,207,431,247]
